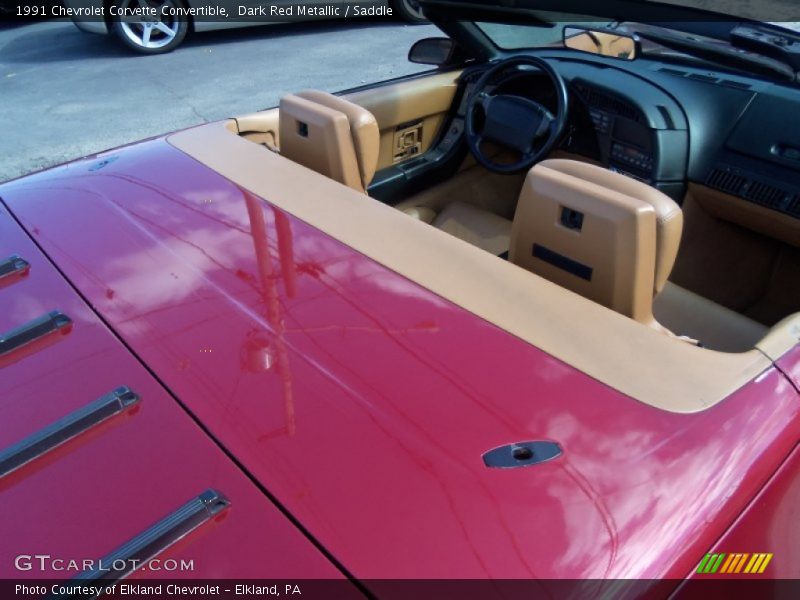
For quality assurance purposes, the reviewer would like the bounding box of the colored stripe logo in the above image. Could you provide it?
[696,552,773,574]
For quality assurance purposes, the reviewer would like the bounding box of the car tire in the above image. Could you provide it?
[394,0,428,23]
[111,0,189,55]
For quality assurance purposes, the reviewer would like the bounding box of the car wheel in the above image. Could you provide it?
[111,0,189,55]
[394,0,428,23]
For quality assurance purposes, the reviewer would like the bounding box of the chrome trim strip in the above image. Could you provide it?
[72,490,230,590]
[0,254,30,281]
[0,386,139,478]
[0,310,72,357]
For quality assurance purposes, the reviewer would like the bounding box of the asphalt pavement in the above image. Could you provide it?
[0,18,437,182]
[4,14,800,183]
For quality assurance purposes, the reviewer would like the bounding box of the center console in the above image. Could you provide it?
[566,80,687,200]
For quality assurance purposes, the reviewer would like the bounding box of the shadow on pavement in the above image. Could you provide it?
[0,23,128,62]
[0,19,420,64]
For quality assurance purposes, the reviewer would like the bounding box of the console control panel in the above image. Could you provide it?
[611,142,654,173]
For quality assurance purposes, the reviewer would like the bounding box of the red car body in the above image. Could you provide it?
[1,135,799,593]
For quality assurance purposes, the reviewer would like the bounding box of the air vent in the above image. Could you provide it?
[658,67,687,77]
[707,165,800,219]
[573,83,642,122]
[720,79,752,90]
[788,196,800,218]
[706,167,747,195]
[744,180,789,210]
[658,67,752,91]
[688,73,718,83]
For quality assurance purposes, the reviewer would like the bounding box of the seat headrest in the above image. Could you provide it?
[279,90,379,192]
[539,160,683,294]
[509,159,683,323]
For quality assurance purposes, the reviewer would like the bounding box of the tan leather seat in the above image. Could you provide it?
[654,282,767,352]
[279,90,379,193]
[406,158,764,349]
[510,159,683,327]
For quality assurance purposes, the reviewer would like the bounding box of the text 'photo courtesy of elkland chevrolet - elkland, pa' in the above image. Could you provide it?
[2,1,800,599]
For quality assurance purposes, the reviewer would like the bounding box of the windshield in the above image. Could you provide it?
[475,16,800,82]
[475,1,800,50]
[477,21,611,50]
[654,0,798,24]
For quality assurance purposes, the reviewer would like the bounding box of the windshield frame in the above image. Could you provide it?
[469,18,799,84]
[421,0,800,40]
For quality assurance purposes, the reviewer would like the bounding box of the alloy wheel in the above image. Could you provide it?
[117,0,183,50]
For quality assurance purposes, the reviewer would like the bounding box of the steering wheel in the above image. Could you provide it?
[465,56,569,174]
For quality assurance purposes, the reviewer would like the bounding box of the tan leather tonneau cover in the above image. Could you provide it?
[168,120,800,413]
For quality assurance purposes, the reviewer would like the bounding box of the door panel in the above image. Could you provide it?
[346,70,461,169]
[229,70,462,169]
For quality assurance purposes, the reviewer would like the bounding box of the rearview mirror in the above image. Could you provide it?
[409,38,455,66]
[563,27,640,60]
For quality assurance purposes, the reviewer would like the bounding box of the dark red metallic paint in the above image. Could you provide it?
[688,444,800,580]
[1,137,799,583]
[777,346,800,393]
[0,203,351,583]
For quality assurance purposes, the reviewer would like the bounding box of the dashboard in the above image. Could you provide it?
[457,52,800,223]
[458,59,689,200]
[373,51,800,245]
[566,81,661,184]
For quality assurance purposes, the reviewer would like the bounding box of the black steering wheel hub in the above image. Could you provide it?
[465,56,569,174]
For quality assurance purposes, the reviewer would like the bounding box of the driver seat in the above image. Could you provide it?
[279,90,379,193]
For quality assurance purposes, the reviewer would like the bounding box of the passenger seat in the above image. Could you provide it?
[653,282,767,352]
[279,90,379,193]
[412,159,766,351]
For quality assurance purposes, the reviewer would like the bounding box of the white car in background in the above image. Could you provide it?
[64,0,427,54]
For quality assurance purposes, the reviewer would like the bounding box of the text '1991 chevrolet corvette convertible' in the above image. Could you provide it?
[2,0,800,598]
